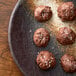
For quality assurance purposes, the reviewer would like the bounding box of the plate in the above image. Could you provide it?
[8,0,76,76]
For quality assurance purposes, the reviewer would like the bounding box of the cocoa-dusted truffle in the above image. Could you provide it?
[57,2,76,21]
[56,27,76,45]
[61,54,76,72]
[34,5,52,22]
[36,51,56,70]
[33,28,50,47]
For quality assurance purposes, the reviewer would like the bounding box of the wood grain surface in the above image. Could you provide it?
[0,0,23,76]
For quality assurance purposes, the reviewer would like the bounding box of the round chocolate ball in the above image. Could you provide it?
[36,51,56,70]
[34,5,52,22]
[57,2,76,21]
[56,27,76,45]
[33,28,50,47]
[61,54,76,72]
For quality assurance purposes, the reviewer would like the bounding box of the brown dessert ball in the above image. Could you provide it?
[61,54,76,72]
[56,27,76,45]
[34,5,52,22]
[57,2,76,21]
[33,28,50,47]
[36,51,56,70]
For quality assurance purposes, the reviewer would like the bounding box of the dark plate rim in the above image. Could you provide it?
[8,0,25,75]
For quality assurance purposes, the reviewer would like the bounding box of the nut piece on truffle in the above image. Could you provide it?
[57,2,76,21]
[61,54,76,72]
[34,5,52,22]
[36,51,56,70]
[56,27,76,45]
[33,28,50,47]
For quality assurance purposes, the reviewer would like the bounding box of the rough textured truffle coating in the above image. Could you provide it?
[57,2,76,21]
[56,27,76,45]
[36,51,56,70]
[33,28,50,47]
[61,54,76,72]
[34,5,52,22]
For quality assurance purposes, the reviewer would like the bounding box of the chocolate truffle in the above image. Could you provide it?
[34,5,52,22]
[56,27,76,45]
[36,51,56,70]
[33,28,50,47]
[57,2,76,21]
[61,54,76,72]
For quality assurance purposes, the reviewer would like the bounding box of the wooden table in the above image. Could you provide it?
[0,0,23,76]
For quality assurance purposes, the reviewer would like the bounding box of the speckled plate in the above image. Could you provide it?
[8,0,76,76]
